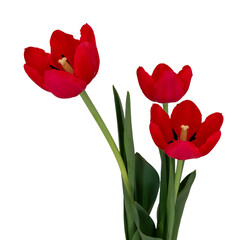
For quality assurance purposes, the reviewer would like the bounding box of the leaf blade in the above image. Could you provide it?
[124,92,136,195]
[131,201,163,240]
[165,157,175,240]
[171,170,196,240]
[135,152,159,214]
[113,86,126,165]
[156,150,170,238]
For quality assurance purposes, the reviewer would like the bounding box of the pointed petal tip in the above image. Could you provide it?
[80,23,96,45]
[136,66,145,76]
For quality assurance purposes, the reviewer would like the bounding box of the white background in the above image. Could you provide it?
[0,0,243,239]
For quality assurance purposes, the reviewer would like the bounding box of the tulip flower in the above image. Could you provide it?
[150,100,223,160]
[137,64,192,103]
[24,24,99,98]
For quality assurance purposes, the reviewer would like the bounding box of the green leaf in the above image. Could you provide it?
[123,196,129,240]
[112,86,126,166]
[156,150,170,238]
[124,92,136,195]
[113,87,136,239]
[132,201,163,240]
[135,153,159,214]
[124,183,137,239]
[165,157,175,240]
[171,170,196,240]
[132,230,141,240]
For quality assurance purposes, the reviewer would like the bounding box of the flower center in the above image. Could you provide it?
[58,57,73,74]
[180,125,189,141]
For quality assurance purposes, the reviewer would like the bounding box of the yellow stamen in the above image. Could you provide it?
[58,57,73,74]
[180,125,189,141]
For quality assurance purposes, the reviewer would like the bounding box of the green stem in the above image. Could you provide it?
[163,103,168,113]
[174,160,185,202]
[80,90,132,200]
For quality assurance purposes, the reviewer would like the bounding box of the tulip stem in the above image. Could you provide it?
[174,160,184,202]
[163,103,168,113]
[80,90,133,200]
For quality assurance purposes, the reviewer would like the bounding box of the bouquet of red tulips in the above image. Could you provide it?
[24,24,223,240]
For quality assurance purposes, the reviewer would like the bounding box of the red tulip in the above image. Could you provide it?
[150,100,223,160]
[24,24,99,98]
[137,64,192,103]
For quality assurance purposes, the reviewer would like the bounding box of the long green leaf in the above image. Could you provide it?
[135,153,159,214]
[124,92,136,195]
[157,150,170,237]
[132,230,141,240]
[123,202,129,240]
[165,157,175,240]
[124,183,137,239]
[113,86,126,165]
[132,201,163,240]
[113,87,136,239]
[171,170,196,240]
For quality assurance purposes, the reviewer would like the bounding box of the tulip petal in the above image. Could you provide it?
[194,113,223,147]
[24,64,46,90]
[50,30,80,68]
[44,70,87,98]
[151,63,173,81]
[149,122,168,150]
[153,64,181,103]
[80,24,96,46]
[178,65,192,94]
[165,140,201,160]
[150,104,174,143]
[171,100,202,140]
[152,64,187,103]
[73,42,99,84]
[199,130,221,156]
[137,67,154,101]
[24,47,53,76]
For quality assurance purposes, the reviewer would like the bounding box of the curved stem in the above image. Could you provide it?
[80,90,133,200]
[174,160,184,202]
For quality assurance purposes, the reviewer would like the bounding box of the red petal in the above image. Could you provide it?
[151,64,188,103]
[50,30,80,68]
[165,140,201,160]
[24,47,52,76]
[194,113,223,147]
[149,122,168,150]
[178,65,192,93]
[44,70,87,98]
[150,104,174,143]
[80,24,96,46]
[171,100,202,140]
[151,64,172,81]
[137,67,154,101]
[73,42,99,84]
[199,131,221,156]
[24,64,46,90]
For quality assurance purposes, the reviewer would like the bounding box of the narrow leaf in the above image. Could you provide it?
[124,92,136,195]
[124,183,137,239]
[171,170,196,240]
[131,201,163,240]
[135,153,159,214]
[165,157,175,240]
[113,86,135,239]
[113,86,126,165]
[156,150,170,237]
[132,230,141,240]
